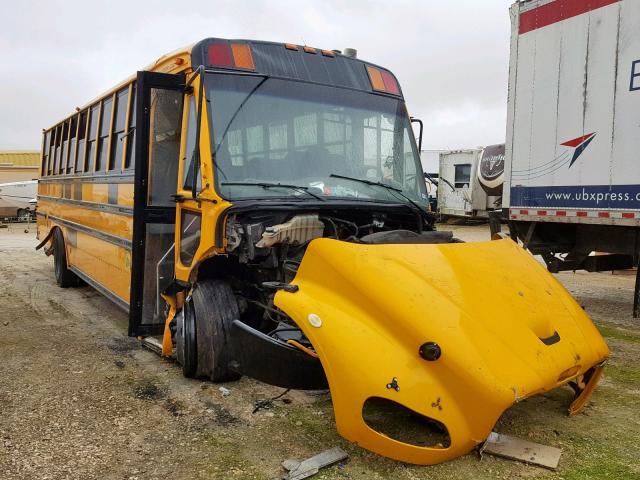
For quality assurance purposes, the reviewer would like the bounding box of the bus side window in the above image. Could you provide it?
[67,115,78,174]
[60,121,69,175]
[125,84,136,170]
[110,88,129,172]
[268,123,288,160]
[47,128,55,175]
[86,104,99,173]
[75,111,88,173]
[183,95,200,190]
[96,97,112,172]
[41,130,50,176]
[52,125,62,176]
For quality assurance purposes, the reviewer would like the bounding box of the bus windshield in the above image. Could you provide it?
[205,73,427,206]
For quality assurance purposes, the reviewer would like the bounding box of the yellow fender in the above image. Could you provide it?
[275,238,609,464]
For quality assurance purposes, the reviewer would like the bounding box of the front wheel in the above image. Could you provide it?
[182,279,241,382]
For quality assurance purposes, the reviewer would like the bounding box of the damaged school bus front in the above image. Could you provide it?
[35,37,608,466]
[158,39,608,465]
[274,238,609,464]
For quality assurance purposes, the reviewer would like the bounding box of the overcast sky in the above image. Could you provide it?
[1,0,512,154]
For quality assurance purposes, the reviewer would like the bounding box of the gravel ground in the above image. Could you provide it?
[0,223,638,480]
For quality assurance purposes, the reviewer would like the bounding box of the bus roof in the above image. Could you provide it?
[44,38,403,131]
[191,38,403,98]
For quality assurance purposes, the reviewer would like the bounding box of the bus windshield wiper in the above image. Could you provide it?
[220,181,325,201]
[209,75,270,160]
[329,173,428,227]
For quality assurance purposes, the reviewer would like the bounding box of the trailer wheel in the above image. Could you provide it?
[53,229,81,288]
[17,209,31,222]
[184,279,241,383]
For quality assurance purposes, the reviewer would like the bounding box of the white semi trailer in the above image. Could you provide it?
[501,0,640,313]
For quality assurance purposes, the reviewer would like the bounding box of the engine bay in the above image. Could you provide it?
[186,206,452,388]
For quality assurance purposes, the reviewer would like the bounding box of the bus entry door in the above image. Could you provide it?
[129,71,185,336]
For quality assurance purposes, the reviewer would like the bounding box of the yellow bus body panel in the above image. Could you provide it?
[37,181,134,305]
[275,238,609,464]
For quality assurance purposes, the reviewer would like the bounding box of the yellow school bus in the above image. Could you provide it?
[36,38,609,465]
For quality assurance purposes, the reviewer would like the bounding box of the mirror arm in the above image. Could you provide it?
[190,67,205,199]
[410,117,424,152]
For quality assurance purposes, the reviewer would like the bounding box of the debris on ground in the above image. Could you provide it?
[252,388,290,413]
[2,227,638,479]
[282,446,348,480]
[480,432,562,470]
[218,386,231,397]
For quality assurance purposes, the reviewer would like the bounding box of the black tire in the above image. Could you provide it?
[184,279,241,382]
[17,209,30,222]
[53,229,81,288]
[176,306,198,378]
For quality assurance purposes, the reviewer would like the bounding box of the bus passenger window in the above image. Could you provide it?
[67,115,78,174]
[125,84,136,170]
[52,125,62,175]
[96,97,113,172]
[75,111,88,173]
[41,130,50,176]
[60,121,69,175]
[110,88,129,171]
[86,105,99,173]
[147,89,183,206]
[294,113,318,148]
[47,129,55,175]
[269,123,288,160]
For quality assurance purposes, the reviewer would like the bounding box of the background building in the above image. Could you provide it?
[0,151,39,183]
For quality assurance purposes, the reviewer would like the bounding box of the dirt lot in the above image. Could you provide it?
[0,223,638,480]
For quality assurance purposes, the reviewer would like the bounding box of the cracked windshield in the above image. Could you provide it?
[206,74,427,205]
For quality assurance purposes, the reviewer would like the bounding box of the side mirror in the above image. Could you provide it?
[410,117,423,152]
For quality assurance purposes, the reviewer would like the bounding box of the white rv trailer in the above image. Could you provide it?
[0,180,37,220]
[438,149,501,219]
[502,0,640,312]
[420,149,444,209]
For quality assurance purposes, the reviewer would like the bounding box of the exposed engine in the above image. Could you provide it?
[191,207,451,383]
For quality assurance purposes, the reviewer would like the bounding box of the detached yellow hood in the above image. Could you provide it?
[275,238,609,464]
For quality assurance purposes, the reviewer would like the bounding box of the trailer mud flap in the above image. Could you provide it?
[274,238,609,464]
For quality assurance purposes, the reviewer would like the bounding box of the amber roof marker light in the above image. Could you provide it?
[231,43,255,70]
[366,65,400,95]
[366,66,386,91]
[284,43,335,58]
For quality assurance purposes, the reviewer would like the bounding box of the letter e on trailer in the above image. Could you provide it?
[631,60,640,91]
